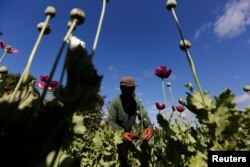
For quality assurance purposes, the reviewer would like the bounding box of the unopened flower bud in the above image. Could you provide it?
[179,39,191,51]
[184,82,193,92]
[45,6,56,18]
[37,22,51,34]
[70,8,85,25]
[166,0,177,11]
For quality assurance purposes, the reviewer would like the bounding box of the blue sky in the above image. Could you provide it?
[1,0,250,125]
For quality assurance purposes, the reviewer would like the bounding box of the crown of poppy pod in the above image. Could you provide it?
[166,0,177,11]
[120,76,136,87]
[70,8,85,25]
[37,22,51,34]
[45,6,56,18]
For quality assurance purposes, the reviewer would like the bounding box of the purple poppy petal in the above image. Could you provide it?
[155,102,165,110]
[155,65,172,79]
[0,40,6,49]
[8,48,20,54]
[49,80,59,89]
[176,105,185,112]
[40,75,49,82]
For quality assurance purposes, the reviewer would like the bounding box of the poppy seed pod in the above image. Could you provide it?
[45,6,56,18]
[166,0,177,11]
[178,97,186,105]
[70,8,85,25]
[166,82,171,87]
[179,39,191,51]
[243,85,250,92]
[37,22,51,34]
[0,66,8,74]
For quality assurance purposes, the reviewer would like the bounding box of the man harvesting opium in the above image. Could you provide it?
[108,76,154,167]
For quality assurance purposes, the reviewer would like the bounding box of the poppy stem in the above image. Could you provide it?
[161,79,167,118]
[23,15,52,82]
[10,15,52,102]
[170,8,205,105]
[90,0,108,57]
[167,85,176,123]
[186,111,192,127]
[0,51,7,63]
[37,20,77,109]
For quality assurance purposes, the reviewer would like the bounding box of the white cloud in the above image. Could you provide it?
[233,93,250,104]
[214,0,250,39]
[194,22,212,40]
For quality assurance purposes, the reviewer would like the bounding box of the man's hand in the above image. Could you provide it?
[122,132,139,141]
[143,126,154,141]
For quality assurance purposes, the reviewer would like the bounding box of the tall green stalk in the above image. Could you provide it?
[166,1,205,105]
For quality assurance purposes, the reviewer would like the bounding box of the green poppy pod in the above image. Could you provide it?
[243,85,250,92]
[166,0,177,11]
[178,97,186,105]
[166,82,171,87]
[45,6,56,18]
[70,8,85,25]
[0,66,8,74]
[37,22,51,34]
[179,39,191,51]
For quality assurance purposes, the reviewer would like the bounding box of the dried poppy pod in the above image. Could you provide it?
[243,85,250,92]
[166,0,177,11]
[179,39,191,51]
[45,6,56,18]
[70,8,85,25]
[37,22,51,34]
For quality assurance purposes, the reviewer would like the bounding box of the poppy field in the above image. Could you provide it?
[0,0,249,167]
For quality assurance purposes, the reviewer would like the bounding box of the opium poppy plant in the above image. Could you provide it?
[154,65,172,118]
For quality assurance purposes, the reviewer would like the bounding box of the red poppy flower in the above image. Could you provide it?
[40,75,49,82]
[154,65,172,79]
[176,105,185,112]
[155,102,165,110]
[48,80,59,91]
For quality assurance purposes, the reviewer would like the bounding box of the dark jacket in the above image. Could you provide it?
[108,95,152,131]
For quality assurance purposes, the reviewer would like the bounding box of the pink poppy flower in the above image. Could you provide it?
[38,81,46,89]
[176,105,185,112]
[0,40,20,54]
[154,65,172,79]
[155,102,165,110]
[37,75,59,92]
